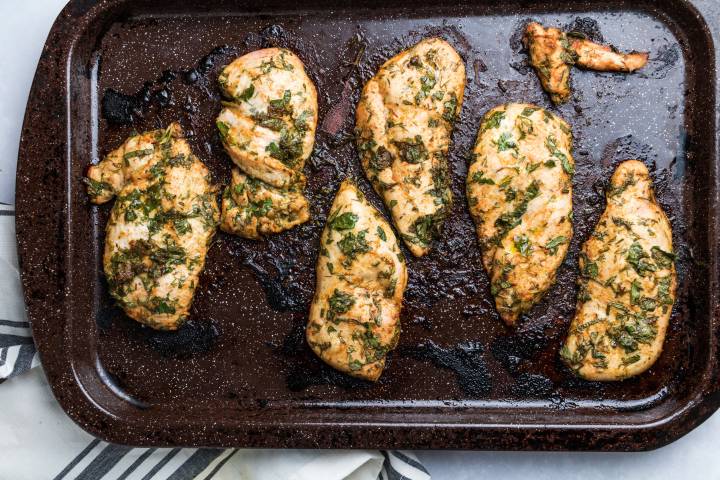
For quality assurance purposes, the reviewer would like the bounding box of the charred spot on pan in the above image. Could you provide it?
[102,88,143,125]
[563,17,604,43]
[285,362,374,391]
[260,24,291,48]
[512,373,555,397]
[491,323,551,374]
[143,319,220,359]
[244,257,306,312]
[400,341,491,396]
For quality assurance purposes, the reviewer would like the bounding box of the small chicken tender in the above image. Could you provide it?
[220,168,309,239]
[355,38,466,256]
[523,22,649,104]
[561,160,676,381]
[467,103,574,326]
[307,179,408,381]
[86,123,219,330]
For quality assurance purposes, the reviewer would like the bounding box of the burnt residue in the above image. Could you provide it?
[491,319,554,375]
[565,17,605,43]
[142,319,220,359]
[400,341,491,396]
[512,373,555,397]
[644,44,681,80]
[271,321,373,391]
[243,255,306,312]
[101,44,238,125]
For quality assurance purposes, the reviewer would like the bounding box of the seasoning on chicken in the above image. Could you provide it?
[220,169,309,239]
[467,103,574,326]
[355,38,466,256]
[523,22,649,104]
[307,179,408,381]
[216,48,317,238]
[85,123,219,330]
[561,160,676,380]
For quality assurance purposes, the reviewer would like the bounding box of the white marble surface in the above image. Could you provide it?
[1,1,718,478]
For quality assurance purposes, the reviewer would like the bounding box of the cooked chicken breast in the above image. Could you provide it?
[217,48,317,188]
[523,22,649,104]
[307,179,408,381]
[217,48,317,238]
[220,168,309,239]
[86,123,219,330]
[355,38,466,256]
[561,160,676,380]
[467,103,574,326]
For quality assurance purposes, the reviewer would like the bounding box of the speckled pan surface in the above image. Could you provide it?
[15,0,720,449]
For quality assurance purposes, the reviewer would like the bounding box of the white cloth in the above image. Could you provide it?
[0,205,430,480]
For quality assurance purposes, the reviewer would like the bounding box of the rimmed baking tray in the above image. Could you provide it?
[15,0,720,449]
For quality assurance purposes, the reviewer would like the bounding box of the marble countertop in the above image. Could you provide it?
[2,1,718,478]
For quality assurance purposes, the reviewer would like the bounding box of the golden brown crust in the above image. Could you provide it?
[306,180,408,381]
[467,103,574,326]
[561,160,676,380]
[355,38,466,256]
[87,123,219,330]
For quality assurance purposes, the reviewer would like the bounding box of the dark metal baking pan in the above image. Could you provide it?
[15,0,720,450]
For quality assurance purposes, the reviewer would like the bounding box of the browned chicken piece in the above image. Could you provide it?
[86,123,219,330]
[307,179,408,381]
[523,22,649,104]
[571,38,649,72]
[467,103,574,326]
[355,38,466,257]
[217,48,317,238]
[220,168,309,239]
[561,161,676,380]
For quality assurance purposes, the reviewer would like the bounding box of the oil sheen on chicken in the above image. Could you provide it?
[467,103,574,326]
[86,123,219,330]
[523,22,649,104]
[216,48,317,238]
[307,179,408,381]
[561,160,676,380]
[355,38,466,256]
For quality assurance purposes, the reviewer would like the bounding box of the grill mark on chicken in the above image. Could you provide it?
[216,48,317,238]
[561,160,676,380]
[307,179,408,381]
[523,22,649,104]
[86,123,219,330]
[355,38,466,256]
[467,103,574,326]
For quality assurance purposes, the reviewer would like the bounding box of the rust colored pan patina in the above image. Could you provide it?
[15,0,720,449]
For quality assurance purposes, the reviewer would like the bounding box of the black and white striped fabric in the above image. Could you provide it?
[0,203,430,480]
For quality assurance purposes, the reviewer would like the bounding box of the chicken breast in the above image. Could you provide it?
[307,179,408,381]
[86,123,219,330]
[561,160,676,380]
[523,22,649,104]
[217,48,317,188]
[467,103,574,326]
[355,38,466,257]
[217,48,317,238]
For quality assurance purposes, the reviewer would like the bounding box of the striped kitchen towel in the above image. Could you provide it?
[0,203,431,480]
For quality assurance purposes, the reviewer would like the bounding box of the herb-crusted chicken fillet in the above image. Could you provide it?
[85,123,219,330]
[523,22,649,104]
[467,103,574,326]
[307,179,408,381]
[561,160,676,380]
[355,38,466,256]
[217,48,316,238]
